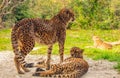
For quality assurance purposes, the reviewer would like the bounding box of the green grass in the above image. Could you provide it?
[1,28,120,71]
[0,29,12,51]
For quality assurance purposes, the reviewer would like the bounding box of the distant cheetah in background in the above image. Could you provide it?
[92,36,120,49]
[11,8,75,74]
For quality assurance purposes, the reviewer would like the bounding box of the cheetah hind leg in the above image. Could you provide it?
[19,53,34,72]
[20,54,35,72]
[19,38,35,72]
[16,24,35,73]
[14,57,24,74]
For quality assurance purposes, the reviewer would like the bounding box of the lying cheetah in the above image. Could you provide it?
[87,36,120,49]
[33,47,89,78]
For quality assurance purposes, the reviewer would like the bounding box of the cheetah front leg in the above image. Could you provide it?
[58,31,65,63]
[33,69,55,77]
[58,40,65,63]
[46,45,53,70]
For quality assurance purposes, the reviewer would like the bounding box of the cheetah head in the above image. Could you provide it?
[58,8,75,23]
[92,36,101,41]
[70,47,84,58]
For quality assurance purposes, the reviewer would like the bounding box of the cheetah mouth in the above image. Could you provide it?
[72,17,75,21]
[69,17,75,23]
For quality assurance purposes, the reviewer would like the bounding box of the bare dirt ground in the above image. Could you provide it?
[0,51,120,78]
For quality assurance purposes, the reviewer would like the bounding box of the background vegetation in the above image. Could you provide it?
[0,0,120,29]
[0,0,120,71]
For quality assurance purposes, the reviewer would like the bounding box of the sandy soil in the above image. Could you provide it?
[0,51,120,78]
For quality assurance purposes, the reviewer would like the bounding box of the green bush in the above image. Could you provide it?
[13,0,34,21]
[70,0,113,29]
[2,0,120,29]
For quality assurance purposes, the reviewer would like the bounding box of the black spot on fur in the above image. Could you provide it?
[36,68,45,72]
[24,63,34,68]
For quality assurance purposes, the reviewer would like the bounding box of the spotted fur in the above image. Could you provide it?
[11,8,75,74]
[33,47,89,78]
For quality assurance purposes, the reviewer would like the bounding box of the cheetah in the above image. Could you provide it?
[11,8,75,74]
[89,36,120,49]
[33,47,89,78]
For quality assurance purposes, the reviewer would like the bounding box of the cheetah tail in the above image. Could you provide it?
[11,28,19,57]
[109,40,120,46]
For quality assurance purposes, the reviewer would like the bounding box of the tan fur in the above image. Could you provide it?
[11,8,75,74]
[33,47,89,78]
[92,36,120,49]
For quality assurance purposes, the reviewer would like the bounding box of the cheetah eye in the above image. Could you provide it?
[65,10,70,15]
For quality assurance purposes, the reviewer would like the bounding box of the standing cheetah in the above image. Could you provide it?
[11,8,75,74]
